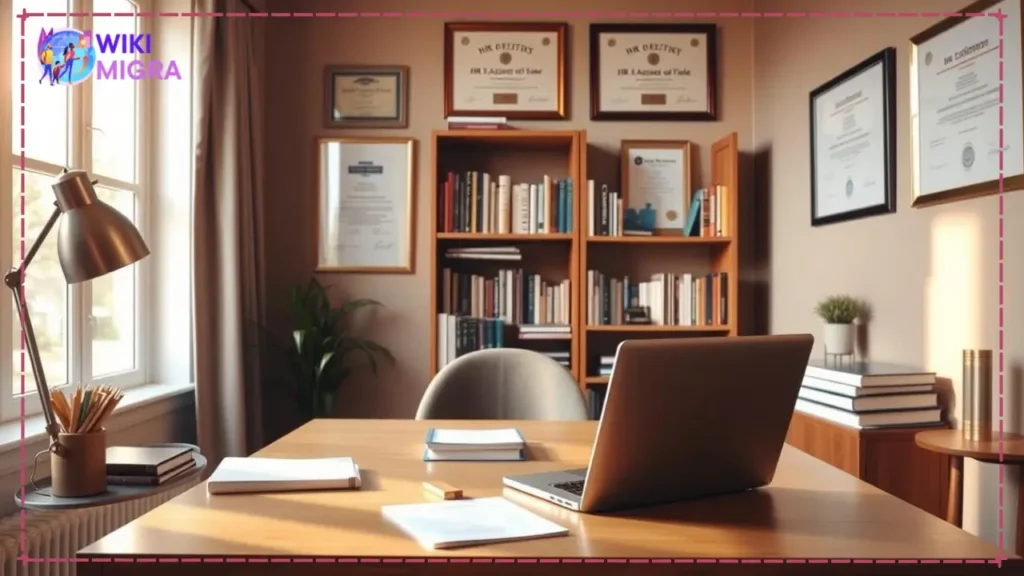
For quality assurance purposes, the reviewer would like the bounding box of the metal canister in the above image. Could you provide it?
[962,349,993,441]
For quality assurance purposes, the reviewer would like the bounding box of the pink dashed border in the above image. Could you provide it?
[12,8,1012,569]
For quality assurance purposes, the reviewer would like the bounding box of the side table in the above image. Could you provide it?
[14,442,206,510]
[915,430,1024,555]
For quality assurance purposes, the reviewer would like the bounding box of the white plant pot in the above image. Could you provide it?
[823,323,855,355]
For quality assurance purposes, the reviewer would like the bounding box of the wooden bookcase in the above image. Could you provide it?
[428,130,585,382]
[579,133,741,403]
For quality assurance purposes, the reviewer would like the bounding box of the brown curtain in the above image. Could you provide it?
[192,0,266,467]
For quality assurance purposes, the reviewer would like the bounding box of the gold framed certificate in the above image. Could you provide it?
[325,65,409,129]
[444,22,568,119]
[590,23,718,121]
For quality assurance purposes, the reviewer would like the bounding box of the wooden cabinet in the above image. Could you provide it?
[786,410,951,520]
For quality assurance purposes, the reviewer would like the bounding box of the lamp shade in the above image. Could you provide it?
[52,170,150,284]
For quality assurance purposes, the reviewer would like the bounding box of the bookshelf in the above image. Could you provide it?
[428,130,585,383]
[579,133,741,408]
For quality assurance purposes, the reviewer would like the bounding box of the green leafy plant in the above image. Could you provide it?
[282,277,394,420]
[814,294,862,324]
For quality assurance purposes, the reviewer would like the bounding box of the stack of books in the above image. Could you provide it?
[597,355,614,377]
[423,428,526,462]
[518,325,571,341]
[106,445,197,486]
[540,350,571,371]
[444,246,522,261]
[795,360,942,429]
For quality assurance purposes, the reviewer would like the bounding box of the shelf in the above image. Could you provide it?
[434,129,579,148]
[585,325,732,333]
[585,376,609,385]
[437,232,574,242]
[586,235,731,245]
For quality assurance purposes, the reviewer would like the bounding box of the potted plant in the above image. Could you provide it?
[281,277,395,420]
[814,295,862,355]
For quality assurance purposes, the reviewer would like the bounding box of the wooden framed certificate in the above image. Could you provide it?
[325,65,409,129]
[444,22,568,119]
[590,23,718,121]
[621,140,692,234]
[909,0,1024,207]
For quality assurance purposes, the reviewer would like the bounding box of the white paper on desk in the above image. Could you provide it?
[382,497,568,550]
[207,457,361,494]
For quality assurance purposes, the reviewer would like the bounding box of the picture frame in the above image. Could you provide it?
[590,23,718,121]
[621,140,693,234]
[909,0,1024,208]
[809,48,897,227]
[316,137,416,273]
[325,65,409,129]
[444,22,568,120]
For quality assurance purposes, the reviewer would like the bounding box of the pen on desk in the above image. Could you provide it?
[423,481,463,500]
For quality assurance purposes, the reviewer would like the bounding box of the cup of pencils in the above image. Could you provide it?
[48,385,124,498]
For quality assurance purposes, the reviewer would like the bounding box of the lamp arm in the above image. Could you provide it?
[4,204,63,446]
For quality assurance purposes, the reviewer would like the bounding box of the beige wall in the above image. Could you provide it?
[753,0,1022,547]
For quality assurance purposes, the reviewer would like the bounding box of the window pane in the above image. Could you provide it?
[11,168,68,396]
[90,0,138,183]
[91,187,136,377]
[12,0,71,166]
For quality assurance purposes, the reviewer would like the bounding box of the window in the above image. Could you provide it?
[2,0,152,422]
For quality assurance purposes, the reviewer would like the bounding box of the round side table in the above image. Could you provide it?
[915,430,1024,555]
[14,443,206,510]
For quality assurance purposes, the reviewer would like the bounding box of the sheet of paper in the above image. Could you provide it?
[428,428,524,445]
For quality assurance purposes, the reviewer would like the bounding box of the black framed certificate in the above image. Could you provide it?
[325,65,409,129]
[809,48,897,227]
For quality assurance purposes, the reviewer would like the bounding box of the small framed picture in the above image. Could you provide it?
[325,65,409,129]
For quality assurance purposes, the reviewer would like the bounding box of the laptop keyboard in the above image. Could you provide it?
[552,480,585,496]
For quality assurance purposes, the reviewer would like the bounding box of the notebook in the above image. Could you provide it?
[206,457,361,495]
[423,428,526,462]
[106,445,194,476]
[382,497,568,549]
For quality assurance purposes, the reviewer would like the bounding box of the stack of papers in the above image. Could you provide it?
[423,428,526,461]
[382,497,568,549]
[206,457,362,495]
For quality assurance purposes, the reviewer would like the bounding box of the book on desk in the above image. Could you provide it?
[206,457,362,494]
[423,427,526,461]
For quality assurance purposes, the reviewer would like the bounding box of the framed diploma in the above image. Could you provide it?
[590,23,718,121]
[325,66,409,129]
[910,0,1024,207]
[316,137,416,273]
[621,140,692,234]
[444,22,568,119]
[809,48,897,227]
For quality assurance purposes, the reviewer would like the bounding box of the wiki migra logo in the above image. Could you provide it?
[37,27,181,85]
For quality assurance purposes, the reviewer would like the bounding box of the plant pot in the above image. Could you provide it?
[823,323,855,355]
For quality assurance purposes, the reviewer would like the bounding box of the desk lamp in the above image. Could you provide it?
[4,169,150,449]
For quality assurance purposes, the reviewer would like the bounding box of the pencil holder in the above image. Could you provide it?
[51,429,107,497]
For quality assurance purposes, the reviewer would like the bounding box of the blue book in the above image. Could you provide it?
[423,428,526,462]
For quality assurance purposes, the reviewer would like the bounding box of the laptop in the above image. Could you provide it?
[502,334,814,514]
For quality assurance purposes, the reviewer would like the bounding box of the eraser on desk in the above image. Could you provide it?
[423,481,463,500]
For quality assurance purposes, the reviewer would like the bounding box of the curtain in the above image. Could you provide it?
[192,0,266,467]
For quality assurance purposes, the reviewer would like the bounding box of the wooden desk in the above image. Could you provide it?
[78,420,1018,575]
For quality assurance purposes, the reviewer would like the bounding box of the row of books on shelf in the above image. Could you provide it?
[435,313,571,370]
[585,271,729,327]
[586,182,729,238]
[438,172,574,235]
[440,267,572,326]
[795,360,942,429]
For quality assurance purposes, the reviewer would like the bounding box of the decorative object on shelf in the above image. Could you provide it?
[909,0,1023,207]
[4,168,148,494]
[814,294,862,357]
[444,22,568,120]
[961,349,993,441]
[324,65,409,129]
[621,140,692,235]
[316,137,415,273]
[589,23,718,121]
[44,385,124,497]
[809,47,897,226]
[623,204,656,235]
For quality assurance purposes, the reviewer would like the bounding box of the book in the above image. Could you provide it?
[206,457,361,495]
[801,376,933,398]
[795,399,942,429]
[106,445,194,476]
[424,448,525,462]
[425,428,525,451]
[382,497,568,550]
[805,361,936,387]
[107,458,196,486]
[798,387,938,413]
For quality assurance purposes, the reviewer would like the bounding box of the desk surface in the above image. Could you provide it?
[79,419,1014,569]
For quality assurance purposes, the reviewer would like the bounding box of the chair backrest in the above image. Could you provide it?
[415,348,589,421]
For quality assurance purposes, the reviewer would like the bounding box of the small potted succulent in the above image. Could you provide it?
[814,295,862,355]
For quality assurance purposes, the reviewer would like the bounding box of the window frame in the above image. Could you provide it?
[1,0,154,423]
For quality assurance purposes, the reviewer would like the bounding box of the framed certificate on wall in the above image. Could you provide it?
[590,23,718,121]
[444,22,568,119]
[325,65,409,129]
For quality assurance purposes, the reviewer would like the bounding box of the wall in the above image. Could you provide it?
[261,0,757,425]
[753,0,1023,548]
